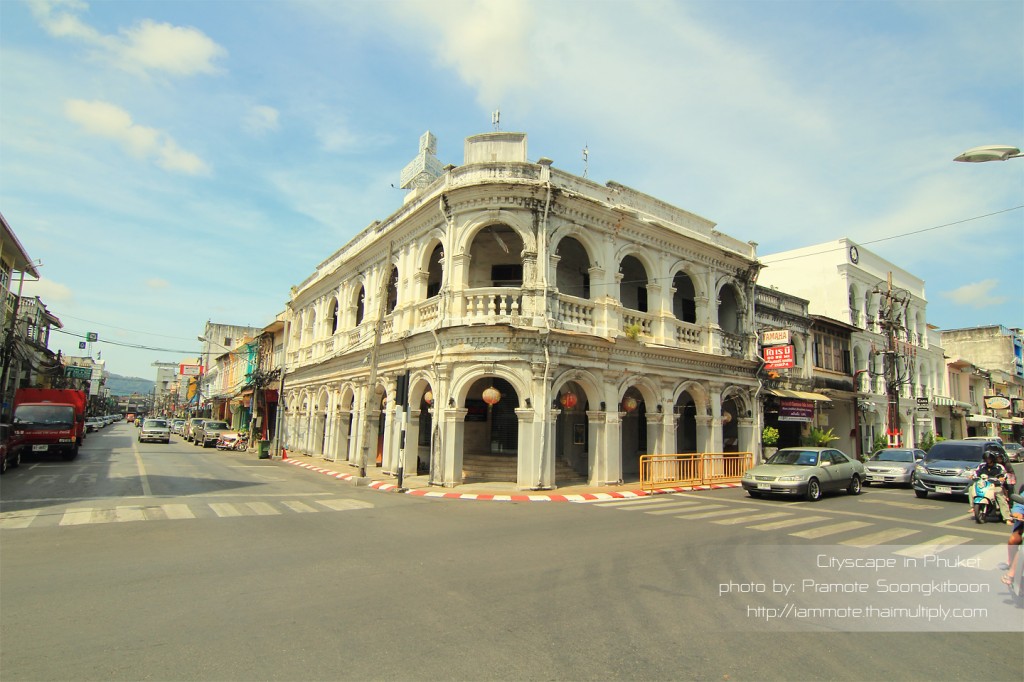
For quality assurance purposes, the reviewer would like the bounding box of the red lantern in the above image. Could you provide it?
[482,386,502,406]
[423,390,433,406]
[621,396,638,413]
[559,392,578,409]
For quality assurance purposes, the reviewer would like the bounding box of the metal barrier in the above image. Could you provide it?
[639,452,754,492]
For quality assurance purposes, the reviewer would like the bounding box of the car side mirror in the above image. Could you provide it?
[820,461,831,467]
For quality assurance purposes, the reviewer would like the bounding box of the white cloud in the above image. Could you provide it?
[28,0,226,77]
[243,105,280,136]
[941,279,1008,307]
[145,278,170,289]
[22,277,75,304]
[64,99,210,175]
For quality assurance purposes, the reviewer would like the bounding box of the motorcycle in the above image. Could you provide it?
[969,473,1005,524]
[216,432,248,451]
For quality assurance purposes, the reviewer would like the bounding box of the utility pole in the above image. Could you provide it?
[871,273,912,448]
[359,241,395,478]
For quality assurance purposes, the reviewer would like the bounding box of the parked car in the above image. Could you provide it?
[184,418,205,442]
[193,420,231,448]
[1003,443,1023,463]
[85,417,104,432]
[171,419,187,435]
[138,418,171,444]
[0,424,18,474]
[742,447,865,501]
[912,439,1005,499]
[863,448,924,487]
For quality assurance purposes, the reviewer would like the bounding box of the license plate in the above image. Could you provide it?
[757,483,772,490]
[32,444,48,452]
[936,485,952,495]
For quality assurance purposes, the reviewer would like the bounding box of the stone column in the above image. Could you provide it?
[439,407,468,487]
[515,407,545,489]
[586,410,605,485]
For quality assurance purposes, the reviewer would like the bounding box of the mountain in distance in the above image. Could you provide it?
[106,374,155,396]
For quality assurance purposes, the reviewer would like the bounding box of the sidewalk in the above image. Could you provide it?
[276,452,742,502]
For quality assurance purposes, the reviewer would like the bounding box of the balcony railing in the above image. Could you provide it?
[287,287,759,368]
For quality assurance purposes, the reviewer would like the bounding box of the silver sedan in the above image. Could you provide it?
[863,448,924,487]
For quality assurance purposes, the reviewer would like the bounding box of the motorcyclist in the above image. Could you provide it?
[969,450,1011,523]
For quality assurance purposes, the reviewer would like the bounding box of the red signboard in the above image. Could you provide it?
[763,344,795,370]
[179,364,204,376]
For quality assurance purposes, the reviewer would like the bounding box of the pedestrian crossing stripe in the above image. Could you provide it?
[790,520,872,539]
[0,498,373,530]
[839,527,919,547]
[713,512,790,525]
[748,515,830,531]
[892,536,973,558]
[672,508,747,521]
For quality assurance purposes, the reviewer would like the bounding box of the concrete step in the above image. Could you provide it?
[462,454,587,484]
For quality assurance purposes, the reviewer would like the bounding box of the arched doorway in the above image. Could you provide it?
[620,386,647,482]
[675,392,698,453]
[461,377,520,483]
[721,397,739,453]
[554,381,588,482]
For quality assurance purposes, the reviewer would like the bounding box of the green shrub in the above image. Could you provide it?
[803,426,840,447]
[762,426,780,447]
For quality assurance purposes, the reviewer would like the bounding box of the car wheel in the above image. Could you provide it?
[848,475,862,495]
[806,478,822,501]
[914,489,928,499]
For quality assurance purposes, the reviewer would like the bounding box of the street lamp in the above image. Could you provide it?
[953,145,1022,163]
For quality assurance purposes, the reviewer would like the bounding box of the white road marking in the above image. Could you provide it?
[713,512,790,525]
[59,508,95,526]
[640,502,707,515]
[244,502,282,516]
[840,528,919,547]
[748,515,830,531]
[790,521,872,539]
[209,503,242,517]
[672,508,748,521]
[0,510,39,529]
[893,536,974,558]
[161,504,195,520]
[114,506,146,523]
[281,500,318,513]
[316,499,374,511]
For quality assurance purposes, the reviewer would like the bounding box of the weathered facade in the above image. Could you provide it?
[281,132,762,489]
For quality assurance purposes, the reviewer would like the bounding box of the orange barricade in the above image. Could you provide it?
[639,452,753,491]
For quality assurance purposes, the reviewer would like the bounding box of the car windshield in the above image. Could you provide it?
[766,450,819,466]
[871,449,914,463]
[204,421,229,429]
[14,404,75,426]
[924,443,986,463]
[145,420,168,427]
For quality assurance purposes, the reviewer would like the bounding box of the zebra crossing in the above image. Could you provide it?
[585,495,1004,565]
[0,497,373,530]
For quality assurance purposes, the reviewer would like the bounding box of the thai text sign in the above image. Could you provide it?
[764,344,795,369]
[778,398,814,422]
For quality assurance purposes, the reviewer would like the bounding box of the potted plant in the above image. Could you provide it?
[803,426,840,447]
[762,425,780,459]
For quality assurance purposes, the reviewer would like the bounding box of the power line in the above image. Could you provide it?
[52,328,246,356]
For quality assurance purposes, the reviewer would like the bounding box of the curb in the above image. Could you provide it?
[282,458,743,502]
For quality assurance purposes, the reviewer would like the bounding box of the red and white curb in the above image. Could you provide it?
[283,458,742,502]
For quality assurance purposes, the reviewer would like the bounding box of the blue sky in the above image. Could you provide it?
[1,0,1022,380]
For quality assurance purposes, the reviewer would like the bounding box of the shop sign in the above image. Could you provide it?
[984,395,1011,410]
[761,329,790,346]
[179,364,204,376]
[65,365,92,379]
[764,344,795,369]
[778,398,814,422]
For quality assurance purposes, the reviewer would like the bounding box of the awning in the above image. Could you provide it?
[932,395,955,407]
[967,414,998,423]
[767,388,832,402]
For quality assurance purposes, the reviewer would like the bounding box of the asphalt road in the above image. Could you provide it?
[2,424,1022,681]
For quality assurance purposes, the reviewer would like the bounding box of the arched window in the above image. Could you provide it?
[672,271,697,323]
[355,286,365,326]
[328,298,339,334]
[555,237,592,299]
[619,256,648,312]
[718,285,740,334]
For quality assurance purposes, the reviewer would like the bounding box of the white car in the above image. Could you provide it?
[138,418,171,444]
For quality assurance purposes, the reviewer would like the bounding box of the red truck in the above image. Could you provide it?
[11,388,87,461]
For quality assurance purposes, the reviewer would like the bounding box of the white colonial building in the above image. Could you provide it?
[759,239,945,453]
[279,131,763,489]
